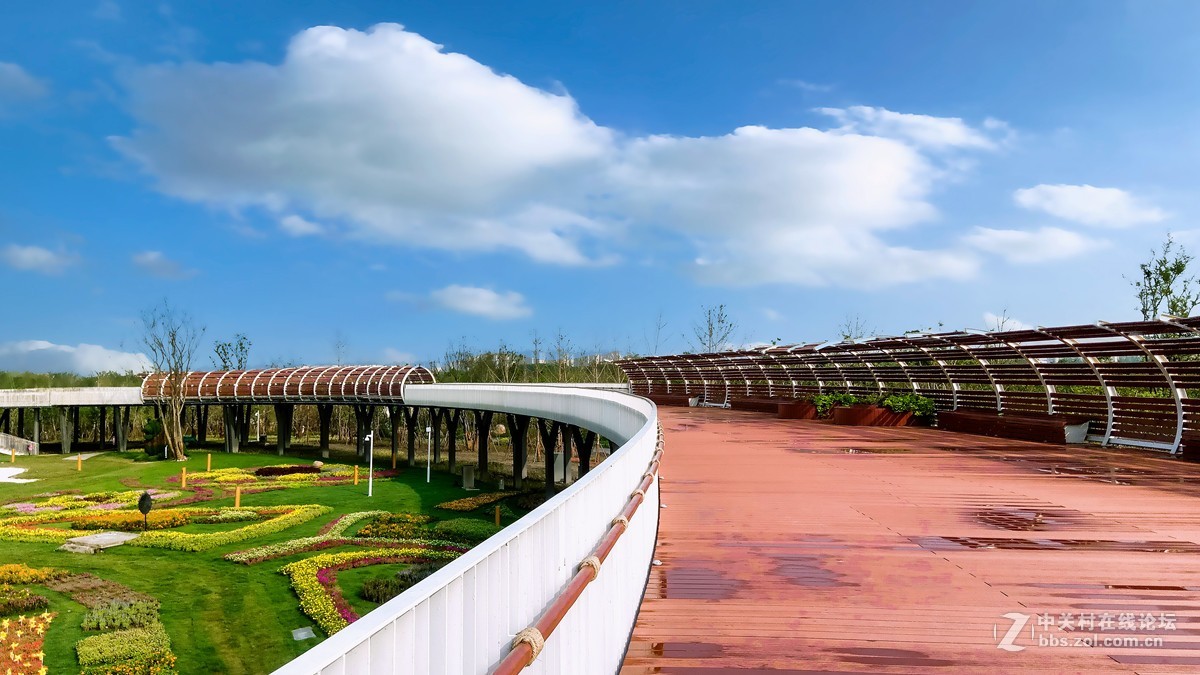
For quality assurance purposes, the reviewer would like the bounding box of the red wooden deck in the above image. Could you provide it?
[621,407,1200,674]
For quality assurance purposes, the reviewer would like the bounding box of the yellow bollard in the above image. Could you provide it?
[206,453,212,472]
[234,485,241,508]
[495,505,501,527]
[354,466,360,485]
[181,467,187,489]
[76,454,82,471]
[12,447,16,463]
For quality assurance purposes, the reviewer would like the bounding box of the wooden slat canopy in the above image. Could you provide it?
[141,365,436,404]
[616,317,1200,455]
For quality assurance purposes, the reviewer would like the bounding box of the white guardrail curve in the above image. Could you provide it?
[274,383,660,675]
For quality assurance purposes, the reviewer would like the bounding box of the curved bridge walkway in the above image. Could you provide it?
[622,407,1200,674]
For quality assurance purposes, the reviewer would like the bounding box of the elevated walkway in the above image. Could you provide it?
[623,407,1200,673]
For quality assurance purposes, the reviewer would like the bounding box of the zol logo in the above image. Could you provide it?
[995,612,1031,652]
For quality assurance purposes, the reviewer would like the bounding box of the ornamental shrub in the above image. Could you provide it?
[880,393,937,417]
[359,577,406,604]
[81,600,161,632]
[811,392,859,418]
[78,649,177,675]
[429,518,502,545]
[75,622,172,666]
[190,509,262,524]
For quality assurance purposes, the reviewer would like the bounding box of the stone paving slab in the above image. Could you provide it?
[60,531,140,554]
[622,407,1200,674]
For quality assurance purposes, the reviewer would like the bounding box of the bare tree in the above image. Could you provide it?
[141,300,205,461]
[530,331,543,382]
[1130,234,1200,319]
[988,309,1014,331]
[553,329,575,382]
[837,314,874,341]
[332,332,348,365]
[689,304,737,353]
[644,311,668,355]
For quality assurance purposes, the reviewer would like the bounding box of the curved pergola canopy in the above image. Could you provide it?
[616,317,1200,454]
[141,365,436,404]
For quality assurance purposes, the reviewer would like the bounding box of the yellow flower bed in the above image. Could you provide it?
[0,564,67,585]
[434,492,516,512]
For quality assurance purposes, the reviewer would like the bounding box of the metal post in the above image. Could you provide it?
[425,425,432,483]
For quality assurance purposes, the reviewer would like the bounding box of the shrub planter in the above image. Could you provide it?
[832,405,919,427]
[777,401,818,419]
[646,393,692,407]
[731,398,782,414]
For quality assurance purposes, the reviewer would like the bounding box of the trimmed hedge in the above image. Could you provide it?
[76,622,171,667]
[429,518,502,545]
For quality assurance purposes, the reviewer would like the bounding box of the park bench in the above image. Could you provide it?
[938,409,1091,444]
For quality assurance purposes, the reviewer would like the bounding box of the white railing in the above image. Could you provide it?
[274,384,659,675]
[0,387,143,408]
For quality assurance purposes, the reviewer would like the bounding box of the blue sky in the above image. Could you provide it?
[2,1,1199,372]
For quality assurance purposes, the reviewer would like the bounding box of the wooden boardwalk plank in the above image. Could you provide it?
[621,408,1200,673]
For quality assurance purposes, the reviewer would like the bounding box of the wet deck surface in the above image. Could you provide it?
[621,408,1200,674]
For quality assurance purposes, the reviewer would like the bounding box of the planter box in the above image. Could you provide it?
[832,405,918,427]
[778,401,818,419]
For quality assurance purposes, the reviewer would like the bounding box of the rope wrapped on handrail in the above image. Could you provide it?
[493,422,665,674]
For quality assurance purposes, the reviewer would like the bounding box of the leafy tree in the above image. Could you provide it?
[212,334,251,370]
[689,304,737,353]
[1131,234,1200,319]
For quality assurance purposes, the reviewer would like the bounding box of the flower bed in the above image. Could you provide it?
[130,505,331,552]
[0,612,53,674]
[3,489,177,515]
[0,505,330,551]
[45,574,157,609]
[0,563,68,585]
[225,511,470,565]
[355,513,432,539]
[72,511,193,532]
[434,492,516,512]
[0,584,49,615]
[81,600,161,632]
[280,548,461,635]
[254,465,321,477]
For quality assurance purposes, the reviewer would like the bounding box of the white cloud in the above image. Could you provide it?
[763,308,782,321]
[0,62,48,103]
[818,106,997,151]
[430,284,532,320]
[131,250,196,279]
[112,23,1008,288]
[778,79,832,93]
[92,0,121,20]
[279,214,322,236]
[0,340,152,374]
[983,311,1032,332]
[2,245,73,274]
[962,226,1100,264]
[382,348,416,364]
[1013,184,1166,228]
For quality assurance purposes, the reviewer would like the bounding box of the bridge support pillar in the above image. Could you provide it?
[197,405,209,444]
[16,408,24,438]
[116,406,129,453]
[274,404,294,455]
[353,405,374,457]
[1,409,9,435]
[223,405,241,453]
[506,413,531,490]
[404,406,419,467]
[536,419,562,497]
[561,424,574,484]
[32,409,40,449]
[571,427,597,478]
[387,405,400,467]
[317,404,333,457]
[474,410,493,479]
[99,406,106,450]
[446,409,461,473]
[433,409,445,464]
[59,408,73,454]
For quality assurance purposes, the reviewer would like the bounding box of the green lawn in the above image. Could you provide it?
[2,447,525,674]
